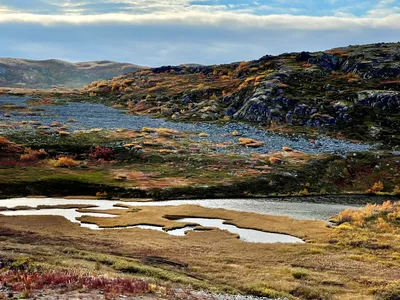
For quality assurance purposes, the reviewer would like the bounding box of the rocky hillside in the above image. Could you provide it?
[0,58,146,89]
[84,42,400,145]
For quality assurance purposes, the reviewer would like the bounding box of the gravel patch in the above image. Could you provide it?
[0,96,373,155]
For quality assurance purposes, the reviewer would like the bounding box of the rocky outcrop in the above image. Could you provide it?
[82,42,400,144]
[232,80,283,122]
[357,91,400,112]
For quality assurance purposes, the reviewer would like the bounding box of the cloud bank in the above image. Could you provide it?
[0,0,398,65]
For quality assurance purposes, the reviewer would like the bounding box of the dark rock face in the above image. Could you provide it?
[315,53,342,71]
[357,91,400,112]
[306,43,400,80]
[232,80,281,122]
[152,66,183,74]
[296,52,312,62]
[228,44,399,141]
[234,100,272,122]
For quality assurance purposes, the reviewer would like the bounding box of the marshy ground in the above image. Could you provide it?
[0,200,400,299]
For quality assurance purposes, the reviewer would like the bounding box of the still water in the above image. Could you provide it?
[0,196,367,243]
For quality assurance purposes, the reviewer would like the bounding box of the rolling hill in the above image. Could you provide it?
[0,58,147,89]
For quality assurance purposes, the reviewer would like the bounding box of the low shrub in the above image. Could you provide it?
[291,284,331,300]
[50,156,79,168]
[0,136,11,146]
[291,268,309,279]
[89,146,113,161]
[0,269,151,297]
[19,148,47,161]
[244,283,292,299]
[333,201,400,232]
[392,185,400,195]
[299,189,309,196]
[366,181,384,194]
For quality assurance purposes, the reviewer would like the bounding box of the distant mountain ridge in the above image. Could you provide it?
[0,58,147,89]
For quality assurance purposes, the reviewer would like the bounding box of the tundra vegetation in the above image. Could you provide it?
[0,42,399,299]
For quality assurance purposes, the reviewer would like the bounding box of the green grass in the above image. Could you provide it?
[0,166,113,185]
[291,268,309,280]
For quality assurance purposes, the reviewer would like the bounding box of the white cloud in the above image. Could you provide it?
[0,0,398,65]
[366,0,400,17]
[367,7,400,17]
[0,11,399,30]
[0,5,12,13]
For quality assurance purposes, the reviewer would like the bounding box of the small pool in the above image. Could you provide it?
[84,218,304,243]
[170,218,304,243]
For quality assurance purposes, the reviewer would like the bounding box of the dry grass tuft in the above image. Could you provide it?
[332,201,400,233]
[19,148,47,161]
[366,181,384,194]
[0,136,11,145]
[49,156,79,168]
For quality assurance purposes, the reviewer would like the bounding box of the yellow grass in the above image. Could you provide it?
[1,204,399,299]
[78,205,330,242]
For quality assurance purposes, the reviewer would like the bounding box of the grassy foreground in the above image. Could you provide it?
[1,201,400,299]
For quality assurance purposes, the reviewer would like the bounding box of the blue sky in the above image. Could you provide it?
[0,0,399,66]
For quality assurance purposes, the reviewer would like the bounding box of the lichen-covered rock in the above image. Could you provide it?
[232,80,284,122]
[357,90,400,112]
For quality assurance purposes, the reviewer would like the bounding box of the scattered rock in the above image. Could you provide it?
[282,146,294,152]
[199,133,209,138]
[238,138,264,148]
[232,130,241,136]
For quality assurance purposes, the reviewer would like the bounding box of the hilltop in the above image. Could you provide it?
[84,42,400,145]
[0,58,147,89]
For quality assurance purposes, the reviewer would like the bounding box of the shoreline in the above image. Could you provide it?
[1,188,399,204]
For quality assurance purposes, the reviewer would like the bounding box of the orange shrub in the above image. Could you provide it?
[0,136,10,145]
[393,185,400,195]
[269,156,282,165]
[299,189,309,196]
[366,181,384,194]
[346,72,361,83]
[238,61,249,69]
[334,201,400,231]
[20,148,47,161]
[335,209,354,224]
[324,49,349,57]
[51,157,79,168]
[376,217,391,232]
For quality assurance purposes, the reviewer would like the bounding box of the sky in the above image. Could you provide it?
[0,0,399,66]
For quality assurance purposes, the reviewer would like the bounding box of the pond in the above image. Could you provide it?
[0,196,370,243]
[0,96,372,155]
[0,196,368,222]
[169,218,304,243]
[108,218,304,243]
